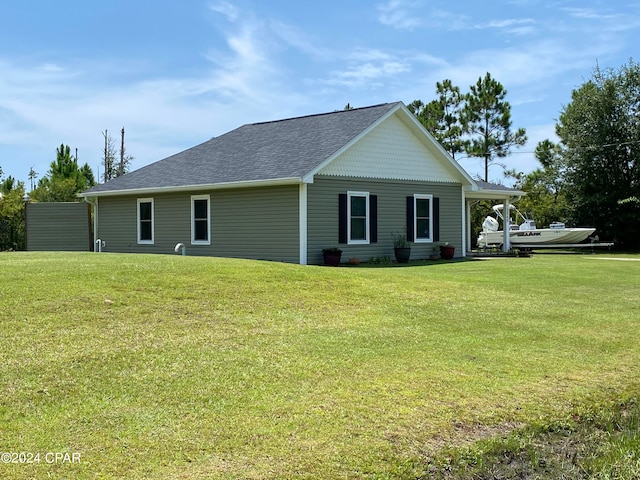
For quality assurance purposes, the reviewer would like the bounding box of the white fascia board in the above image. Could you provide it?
[78,177,304,198]
[463,185,526,200]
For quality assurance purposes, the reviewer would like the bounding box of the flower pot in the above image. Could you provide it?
[440,245,455,260]
[322,250,342,266]
[394,247,411,263]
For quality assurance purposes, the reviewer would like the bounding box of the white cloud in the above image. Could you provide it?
[268,20,332,60]
[377,0,423,30]
[322,48,448,90]
[0,54,280,181]
[209,1,239,22]
[473,17,538,36]
[204,24,280,100]
[563,7,617,20]
[0,3,322,180]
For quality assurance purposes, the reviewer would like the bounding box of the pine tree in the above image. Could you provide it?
[462,72,527,181]
[30,144,96,202]
[409,80,465,160]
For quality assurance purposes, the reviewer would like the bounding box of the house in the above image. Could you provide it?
[80,102,519,264]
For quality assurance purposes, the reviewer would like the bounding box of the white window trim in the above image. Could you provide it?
[137,197,154,245]
[347,191,370,245]
[414,194,433,243]
[191,194,211,245]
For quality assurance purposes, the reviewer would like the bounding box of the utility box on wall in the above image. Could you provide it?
[25,202,92,251]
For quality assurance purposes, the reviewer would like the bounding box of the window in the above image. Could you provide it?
[137,198,154,244]
[348,191,369,244]
[347,192,369,243]
[191,194,210,245]
[339,192,377,244]
[414,194,432,242]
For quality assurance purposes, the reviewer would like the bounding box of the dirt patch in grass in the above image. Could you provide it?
[423,397,640,479]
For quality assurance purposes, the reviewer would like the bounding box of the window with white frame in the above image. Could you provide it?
[414,194,433,242]
[348,191,369,244]
[191,194,210,245]
[137,198,154,244]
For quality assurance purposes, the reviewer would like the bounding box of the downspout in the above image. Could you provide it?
[299,183,308,265]
[84,196,99,251]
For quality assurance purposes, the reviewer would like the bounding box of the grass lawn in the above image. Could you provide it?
[1,252,639,479]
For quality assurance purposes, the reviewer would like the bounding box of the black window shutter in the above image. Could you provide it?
[338,193,347,244]
[433,197,440,242]
[370,195,378,243]
[406,196,415,241]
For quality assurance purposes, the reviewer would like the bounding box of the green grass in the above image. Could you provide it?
[0,252,639,479]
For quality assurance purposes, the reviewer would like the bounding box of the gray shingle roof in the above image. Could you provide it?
[474,180,521,192]
[83,102,401,195]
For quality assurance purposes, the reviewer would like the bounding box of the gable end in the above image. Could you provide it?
[317,112,459,183]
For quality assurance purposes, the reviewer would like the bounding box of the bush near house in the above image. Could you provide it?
[0,186,27,251]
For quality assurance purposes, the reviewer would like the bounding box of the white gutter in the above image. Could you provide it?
[463,185,526,200]
[78,177,304,199]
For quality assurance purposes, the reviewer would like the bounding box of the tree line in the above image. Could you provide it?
[0,129,132,250]
[409,60,639,249]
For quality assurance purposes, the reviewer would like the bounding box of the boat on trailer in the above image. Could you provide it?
[477,204,596,248]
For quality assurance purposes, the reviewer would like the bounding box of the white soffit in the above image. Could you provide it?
[318,113,458,183]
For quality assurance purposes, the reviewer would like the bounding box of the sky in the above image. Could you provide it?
[1,0,639,187]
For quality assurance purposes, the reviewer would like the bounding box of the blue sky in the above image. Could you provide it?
[1,0,639,186]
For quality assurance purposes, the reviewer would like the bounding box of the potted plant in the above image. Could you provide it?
[322,247,342,266]
[430,243,441,260]
[439,242,455,260]
[392,232,411,263]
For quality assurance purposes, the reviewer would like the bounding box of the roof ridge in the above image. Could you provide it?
[248,102,399,127]
[80,101,412,196]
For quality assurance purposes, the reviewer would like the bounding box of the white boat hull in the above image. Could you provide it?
[478,227,596,247]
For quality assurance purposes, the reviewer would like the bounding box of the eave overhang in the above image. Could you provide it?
[463,184,526,200]
[78,177,304,199]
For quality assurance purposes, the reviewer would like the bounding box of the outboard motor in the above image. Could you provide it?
[482,216,499,232]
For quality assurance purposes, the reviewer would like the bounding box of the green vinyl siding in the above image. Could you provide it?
[307,176,462,264]
[209,186,299,262]
[26,202,91,251]
[96,185,299,262]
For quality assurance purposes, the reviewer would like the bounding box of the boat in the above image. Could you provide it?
[477,204,596,247]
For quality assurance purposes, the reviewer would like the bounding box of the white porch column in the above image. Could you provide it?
[503,197,510,252]
[465,199,471,255]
